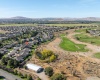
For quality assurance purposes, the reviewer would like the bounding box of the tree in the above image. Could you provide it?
[13,59,18,68]
[1,57,6,64]
[44,67,54,77]
[39,50,54,60]
[7,60,12,67]
[50,55,56,62]
[18,72,23,77]
[51,73,66,80]
[27,75,32,80]
[0,53,3,59]
[14,70,18,75]
[37,77,41,80]
[24,74,27,78]
[0,42,3,48]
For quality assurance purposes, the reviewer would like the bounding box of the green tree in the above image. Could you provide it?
[37,77,41,80]
[1,57,6,64]
[14,70,18,75]
[44,67,54,77]
[7,60,12,67]
[50,55,56,62]
[24,74,27,78]
[51,73,66,80]
[13,59,18,68]
[18,72,23,77]
[27,75,32,80]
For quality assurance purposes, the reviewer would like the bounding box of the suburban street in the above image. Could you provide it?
[0,69,22,80]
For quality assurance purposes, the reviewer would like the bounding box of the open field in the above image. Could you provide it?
[0,30,9,33]
[75,29,87,33]
[44,23,94,27]
[0,23,97,27]
[59,34,88,52]
[94,52,100,59]
[0,24,37,27]
[75,33,100,46]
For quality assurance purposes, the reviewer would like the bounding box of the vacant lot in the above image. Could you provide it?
[0,30,9,33]
[59,34,88,52]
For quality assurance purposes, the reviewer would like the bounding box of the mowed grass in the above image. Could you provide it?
[75,33,100,46]
[44,23,93,27]
[59,34,88,52]
[94,53,100,59]
[75,29,87,33]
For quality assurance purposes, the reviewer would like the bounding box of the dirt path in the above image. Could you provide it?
[38,30,100,63]
[35,30,100,80]
[67,30,100,57]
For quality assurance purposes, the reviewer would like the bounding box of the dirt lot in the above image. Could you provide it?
[27,29,100,80]
[0,30,9,33]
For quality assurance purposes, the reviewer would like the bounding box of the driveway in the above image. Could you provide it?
[0,69,22,80]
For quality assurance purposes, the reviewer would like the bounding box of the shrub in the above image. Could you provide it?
[44,67,54,77]
[50,55,56,62]
[51,73,66,80]
[27,75,33,80]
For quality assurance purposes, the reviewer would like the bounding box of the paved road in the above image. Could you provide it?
[0,69,22,80]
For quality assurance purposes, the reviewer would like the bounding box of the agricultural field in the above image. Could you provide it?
[59,34,88,52]
[44,23,94,27]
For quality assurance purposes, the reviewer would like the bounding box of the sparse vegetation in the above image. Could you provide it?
[94,53,100,59]
[51,73,66,80]
[35,50,57,62]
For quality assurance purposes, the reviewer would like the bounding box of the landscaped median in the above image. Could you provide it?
[59,34,88,52]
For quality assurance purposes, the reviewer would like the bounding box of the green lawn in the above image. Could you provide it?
[75,33,100,46]
[75,29,87,33]
[59,34,88,52]
[94,53,100,59]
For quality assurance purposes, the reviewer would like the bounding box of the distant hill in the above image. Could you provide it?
[11,16,30,19]
[0,16,100,24]
[0,16,100,21]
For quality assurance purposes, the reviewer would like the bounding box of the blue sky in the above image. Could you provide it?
[0,0,100,18]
